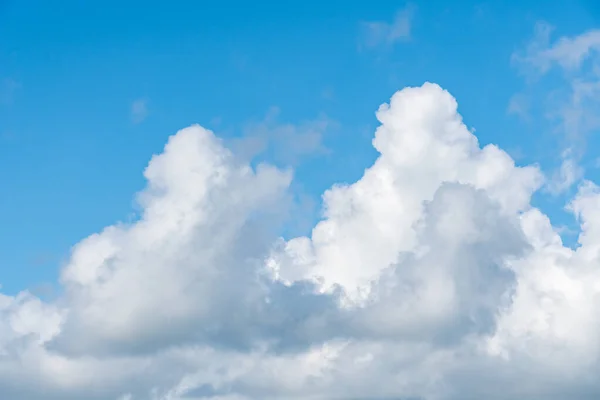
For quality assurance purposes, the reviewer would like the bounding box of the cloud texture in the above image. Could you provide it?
[3,82,600,399]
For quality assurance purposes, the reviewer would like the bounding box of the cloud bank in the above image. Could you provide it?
[3,82,600,399]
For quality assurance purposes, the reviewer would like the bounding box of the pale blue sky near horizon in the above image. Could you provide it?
[1,0,600,295]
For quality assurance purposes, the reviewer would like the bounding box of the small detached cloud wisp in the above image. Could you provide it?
[359,5,415,50]
[130,98,149,124]
[0,78,20,105]
[513,23,600,194]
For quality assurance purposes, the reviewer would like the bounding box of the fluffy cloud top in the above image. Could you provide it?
[3,82,600,399]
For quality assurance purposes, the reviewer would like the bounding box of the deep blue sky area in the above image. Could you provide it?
[1,0,599,294]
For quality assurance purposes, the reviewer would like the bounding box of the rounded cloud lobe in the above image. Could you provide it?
[2,83,600,399]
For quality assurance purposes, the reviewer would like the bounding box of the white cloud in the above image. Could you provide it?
[230,107,336,166]
[270,84,541,300]
[5,82,600,399]
[546,149,585,195]
[507,93,530,121]
[516,22,600,73]
[359,6,415,49]
[131,98,149,124]
[512,23,600,194]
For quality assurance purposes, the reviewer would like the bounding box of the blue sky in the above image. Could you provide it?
[0,0,598,294]
[6,2,600,399]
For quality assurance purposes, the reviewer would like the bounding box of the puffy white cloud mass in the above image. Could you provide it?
[5,82,600,399]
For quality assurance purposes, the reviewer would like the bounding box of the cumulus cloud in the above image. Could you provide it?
[5,82,600,399]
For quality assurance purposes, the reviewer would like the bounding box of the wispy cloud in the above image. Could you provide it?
[507,93,530,121]
[321,86,335,101]
[230,106,337,166]
[0,78,20,105]
[546,148,585,194]
[359,5,415,50]
[131,98,149,124]
[514,23,600,73]
[512,22,600,193]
